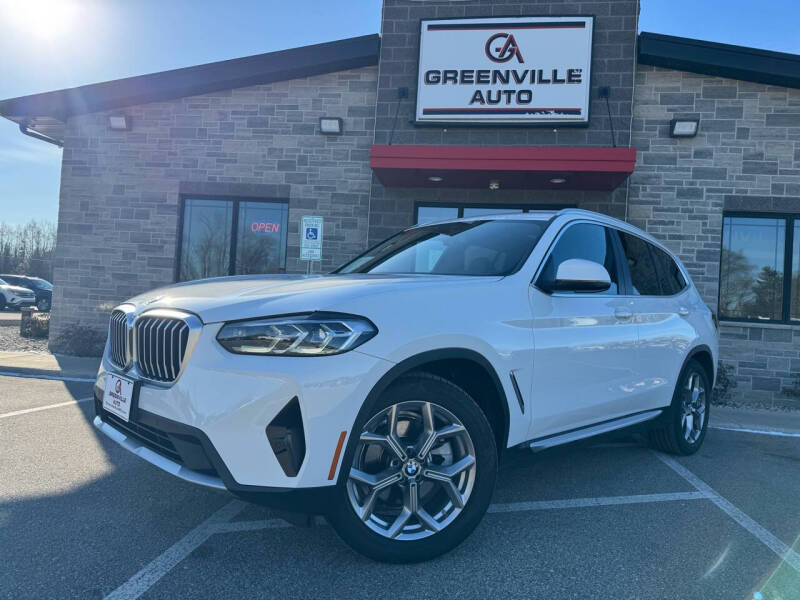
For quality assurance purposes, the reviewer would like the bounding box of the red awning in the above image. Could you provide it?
[370,145,636,191]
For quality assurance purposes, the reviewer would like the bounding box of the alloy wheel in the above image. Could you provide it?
[346,400,477,541]
[681,371,707,444]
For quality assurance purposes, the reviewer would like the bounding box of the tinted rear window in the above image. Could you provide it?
[618,232,661,296]
[650,246,686,295]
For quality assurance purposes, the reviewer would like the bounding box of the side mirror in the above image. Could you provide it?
[548,258,612,293]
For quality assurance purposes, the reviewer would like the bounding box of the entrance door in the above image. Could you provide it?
[528,222,640,440]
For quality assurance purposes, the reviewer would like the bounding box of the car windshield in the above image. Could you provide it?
[335,219,549,276]
[29,279,53,290]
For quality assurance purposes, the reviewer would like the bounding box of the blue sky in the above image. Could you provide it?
[1,0,799,225]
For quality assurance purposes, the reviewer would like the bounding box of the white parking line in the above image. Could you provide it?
[656,453,800,574]
[710,425,800,438]
[0,370,96,383]
[103,490,711,599]
[105,500,247,600]
[103,460,800,599]
[487,491,706,513]
[0,396,93,419]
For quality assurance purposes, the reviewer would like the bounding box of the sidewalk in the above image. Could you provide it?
[711,405,800,435]
[0,351,100,380]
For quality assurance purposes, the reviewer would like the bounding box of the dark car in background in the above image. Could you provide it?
[0,275,53,311]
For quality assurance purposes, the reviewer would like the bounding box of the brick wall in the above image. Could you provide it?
[49,66,377,351]
[368,0,640,244]
[630,65,800,408]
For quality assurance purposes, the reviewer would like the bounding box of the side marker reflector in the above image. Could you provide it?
[328,431,347,480]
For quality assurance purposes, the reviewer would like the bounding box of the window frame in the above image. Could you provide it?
[533,220,691,299]
[175,194,290,282]
[616,229,688,298]
[718,211,797,325]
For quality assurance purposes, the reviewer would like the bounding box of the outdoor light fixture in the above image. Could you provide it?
[489,180,500,191]
[107,115,131,131]
[319,117,343,135]
[428,176,443,183]
[549,177,566,184]
[669,118,699,138]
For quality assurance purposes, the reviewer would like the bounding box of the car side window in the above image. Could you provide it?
[618,232,662,296]
[538,223,620,295]
[650,245,686,295]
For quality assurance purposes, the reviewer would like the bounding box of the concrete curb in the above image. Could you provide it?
[0,351,99,381]
[710,405,800,435]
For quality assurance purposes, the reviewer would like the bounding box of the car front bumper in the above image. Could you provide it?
[93,322,393,507]
[7,295,35,307]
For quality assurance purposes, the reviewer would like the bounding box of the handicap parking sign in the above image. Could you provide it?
[300,216,323,260]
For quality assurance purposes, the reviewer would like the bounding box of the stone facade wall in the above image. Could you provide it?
[49,66,377,351]
[630,65,800,408]
[368,0,640,244]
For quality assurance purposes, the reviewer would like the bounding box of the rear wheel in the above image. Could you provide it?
[649,359,710,455]
[328,373,498,562]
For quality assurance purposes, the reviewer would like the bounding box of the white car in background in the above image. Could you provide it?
[0,277,36,311]
[93,209,718,562]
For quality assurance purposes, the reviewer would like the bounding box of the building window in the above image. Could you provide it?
[415,203,573,225]
[719,214,798,323]
[178,197,288,282]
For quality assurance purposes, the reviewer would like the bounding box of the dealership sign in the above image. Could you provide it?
[415,16,594,125]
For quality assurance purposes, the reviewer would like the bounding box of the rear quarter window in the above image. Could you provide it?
[650,246,686,295]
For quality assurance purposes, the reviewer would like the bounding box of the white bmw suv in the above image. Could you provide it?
[94,209,718,562]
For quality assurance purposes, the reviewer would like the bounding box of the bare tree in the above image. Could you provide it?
[0,220,57,280]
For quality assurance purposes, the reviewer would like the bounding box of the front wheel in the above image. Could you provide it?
[649,359,711,455]
[327,373,498,562]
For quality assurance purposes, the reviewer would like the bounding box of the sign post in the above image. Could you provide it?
[300,215,323,273]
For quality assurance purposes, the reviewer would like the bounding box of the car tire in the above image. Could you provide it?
[327,372,498,563]
[0,296,5,311]
[649,359,711,456]
[37,298,50,312]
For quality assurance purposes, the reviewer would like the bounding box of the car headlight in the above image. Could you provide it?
[216,312,377,356]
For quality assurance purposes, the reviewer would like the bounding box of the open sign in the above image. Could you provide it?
[251,221,280,234]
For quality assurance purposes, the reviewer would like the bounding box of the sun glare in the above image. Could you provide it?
[0,0,80,40]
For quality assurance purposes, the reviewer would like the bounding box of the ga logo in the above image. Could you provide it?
[485,32,524,63]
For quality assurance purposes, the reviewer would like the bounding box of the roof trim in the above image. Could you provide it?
[638,32,800,89]
[0,34,380,121]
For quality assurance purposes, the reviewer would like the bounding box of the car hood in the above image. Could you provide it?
[1,284,33,295]
[126,274,501,323]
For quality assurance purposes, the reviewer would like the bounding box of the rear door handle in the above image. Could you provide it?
[614,308,633,321]
[678,307,690,317]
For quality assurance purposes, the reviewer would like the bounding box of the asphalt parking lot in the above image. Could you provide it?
[1,374,799,600]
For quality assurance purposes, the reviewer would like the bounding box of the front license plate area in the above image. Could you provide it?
[103,373,136,422]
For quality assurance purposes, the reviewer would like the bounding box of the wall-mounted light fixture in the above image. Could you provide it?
[489,180,500,191]
[108,115,131,131]
[427,176,443,183]
[319,117,343,135]
[549,177,566,184]
[669,118,699,138]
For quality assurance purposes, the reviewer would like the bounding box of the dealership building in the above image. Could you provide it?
[2,0,800,407]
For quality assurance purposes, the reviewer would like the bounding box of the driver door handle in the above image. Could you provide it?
[614,307,633,321]
[678,307,690,317]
